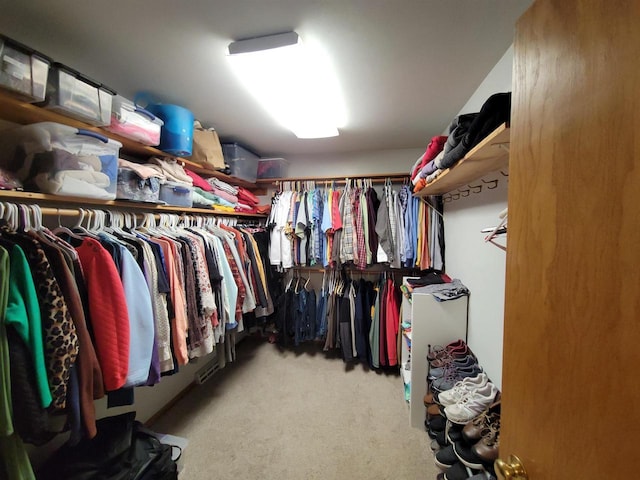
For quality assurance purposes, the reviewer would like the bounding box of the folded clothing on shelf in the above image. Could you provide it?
[116,159,164,203]
[185,168,213,192]
[0,121,120,199]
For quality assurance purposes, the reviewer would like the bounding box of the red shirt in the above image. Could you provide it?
[76,238,130,391]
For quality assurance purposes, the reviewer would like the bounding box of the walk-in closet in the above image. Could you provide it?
[1,1,638,479]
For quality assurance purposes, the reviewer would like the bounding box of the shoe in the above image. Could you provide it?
[437,373,490,406]
[462,405,500,443]
[435,445,458,470]
[435,429,448,448]
[472,422,500,464]
[445,421,464,444]
[428,355,478,379]
[431,366,484,393]
[443,461,476,480]
[453,440,485,470]
[427,339,467,361]
[427,403,444,416]
[428,414,447,432]
[444,383,500,425]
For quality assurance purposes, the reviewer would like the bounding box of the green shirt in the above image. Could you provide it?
[1,246,36,479]
[0,246,12,435]
[5,244,52,408]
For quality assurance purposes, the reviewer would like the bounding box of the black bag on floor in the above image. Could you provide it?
[38,412,178,480]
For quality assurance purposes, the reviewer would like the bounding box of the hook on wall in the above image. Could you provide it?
[443,194,452,203]
[500,170,509,177]
[469,183,483,194]
[482,178,499,189]
[451,191,460,200]
[459,187,470,197]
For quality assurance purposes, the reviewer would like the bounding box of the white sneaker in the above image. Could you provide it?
[437,372,489,407]
[444,382,499,424]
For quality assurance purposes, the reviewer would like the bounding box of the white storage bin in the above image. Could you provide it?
[0,121,120,199]
[159,181,193,207]
[107,95,164,146]
[0,35,50,103]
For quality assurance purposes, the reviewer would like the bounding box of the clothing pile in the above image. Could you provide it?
[412,92,511,193]
[274,273,402,367]
[404,273,469,302]
[268,181,444,271]
[185,170,268,214]
[0,214,272,477]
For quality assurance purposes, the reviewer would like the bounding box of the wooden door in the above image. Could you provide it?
[502,0,640,477]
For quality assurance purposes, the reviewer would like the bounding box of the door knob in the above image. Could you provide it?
[495,454,528,480]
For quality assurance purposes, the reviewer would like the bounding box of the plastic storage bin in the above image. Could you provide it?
[116,167,162,203]
[257,157,288,179]
[159,181,193,207]
[0,34,50,102]
[43,63,114,126]
[107,95,164,146]
[222,143,259,183]
[0,121,120,199]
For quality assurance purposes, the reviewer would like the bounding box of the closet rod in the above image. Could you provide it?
[30,207,257,222]
[262,172,409,185]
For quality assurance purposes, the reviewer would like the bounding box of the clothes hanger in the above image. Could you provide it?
[484,207,508,243]
[51,207,85,240]
[304,270,311,291]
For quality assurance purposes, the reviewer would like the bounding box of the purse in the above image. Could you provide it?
[187,120,226,170]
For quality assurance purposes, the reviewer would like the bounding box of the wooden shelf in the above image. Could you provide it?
[0,93,260,191]
[415,123,510,196]
[0,190,267,218]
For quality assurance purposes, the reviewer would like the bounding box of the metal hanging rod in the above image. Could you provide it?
[260,172,410,185]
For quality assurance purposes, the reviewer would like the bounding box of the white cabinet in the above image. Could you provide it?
[400,278,468,429]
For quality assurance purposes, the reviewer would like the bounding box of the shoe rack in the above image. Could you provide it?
[400,277,469,430]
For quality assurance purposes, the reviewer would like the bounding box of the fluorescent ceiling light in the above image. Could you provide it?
[227,31,346,139]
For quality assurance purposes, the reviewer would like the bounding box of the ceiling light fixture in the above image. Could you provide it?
[227,31,346,139]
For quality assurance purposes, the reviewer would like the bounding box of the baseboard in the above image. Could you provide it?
[144,330,250,427]
[144,381,197,427]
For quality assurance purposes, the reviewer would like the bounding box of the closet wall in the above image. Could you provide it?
[443,46,513,388]
[286,147,425,178]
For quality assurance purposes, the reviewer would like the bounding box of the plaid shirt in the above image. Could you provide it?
[340,187,355,263]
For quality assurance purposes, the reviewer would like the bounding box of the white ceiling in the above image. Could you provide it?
[0,0,531,158]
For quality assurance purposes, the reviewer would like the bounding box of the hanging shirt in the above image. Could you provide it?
[102,236,155,388]
[76,237,130,391]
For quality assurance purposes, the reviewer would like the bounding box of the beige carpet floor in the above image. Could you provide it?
[152,336,440,480]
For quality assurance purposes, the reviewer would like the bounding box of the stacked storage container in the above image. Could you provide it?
[0,34,50,103]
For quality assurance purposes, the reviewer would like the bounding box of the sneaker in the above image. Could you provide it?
[437,373,490,406]
[428,414,447,432]
[445,421,464,444]
[431,366,483,393]
[453,440,485,470]
[444,383,499,425]
[435,429,448,448]
[428,355,478,379]
[435,445,458,470]
[427,339,469,362]
[443,461,477,480]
